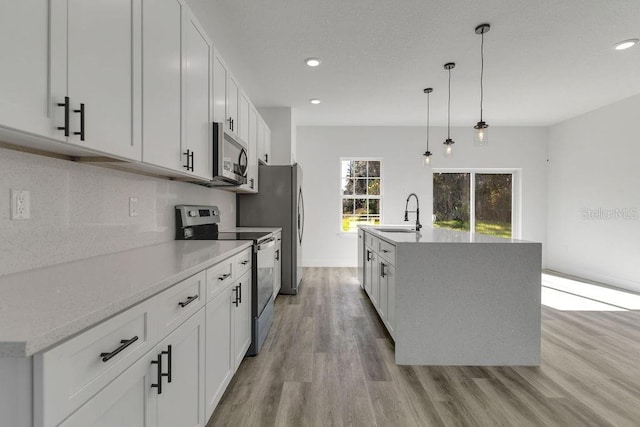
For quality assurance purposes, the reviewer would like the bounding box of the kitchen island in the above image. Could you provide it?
[358,225,541,366]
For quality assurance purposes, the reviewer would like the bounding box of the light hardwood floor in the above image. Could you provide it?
[208,267,640,426]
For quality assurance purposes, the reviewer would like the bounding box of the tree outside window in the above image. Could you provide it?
[341,160,382,232]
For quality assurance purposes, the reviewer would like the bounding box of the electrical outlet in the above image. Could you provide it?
[11,189,30,220]
[129,197,138,217]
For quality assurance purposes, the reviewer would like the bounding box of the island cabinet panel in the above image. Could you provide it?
[359,226,542,366]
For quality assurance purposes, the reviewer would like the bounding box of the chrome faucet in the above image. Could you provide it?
[404,193,422,231]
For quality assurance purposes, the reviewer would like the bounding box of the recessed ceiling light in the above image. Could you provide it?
[613,39,639,50]
[309,98,321,105]
[304,57,321,67]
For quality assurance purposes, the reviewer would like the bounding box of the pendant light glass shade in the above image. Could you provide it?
[443,63,455,158]
[423,88,433,168]
[474,24,490,146]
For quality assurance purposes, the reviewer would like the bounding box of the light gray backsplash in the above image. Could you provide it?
[0,147,236,276]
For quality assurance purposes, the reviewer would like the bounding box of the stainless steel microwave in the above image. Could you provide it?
[204,122,248,187]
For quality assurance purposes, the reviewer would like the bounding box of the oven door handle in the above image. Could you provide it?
[257,238,276,250]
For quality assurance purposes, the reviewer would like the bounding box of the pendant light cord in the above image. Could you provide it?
[426,92,430,150]
[480,31,484,122]
[447,68,451,139]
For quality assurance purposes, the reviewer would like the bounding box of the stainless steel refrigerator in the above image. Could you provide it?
[237,164,304,295]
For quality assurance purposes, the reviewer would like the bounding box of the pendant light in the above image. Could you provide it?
[443,62,455,158]
[473,23,490,146]
[422,88,433,167]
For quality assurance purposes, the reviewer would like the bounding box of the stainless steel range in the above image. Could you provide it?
[175,205,275,356]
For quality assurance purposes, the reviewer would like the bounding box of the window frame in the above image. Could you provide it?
[339,157,384,234]
[432,168,521,239]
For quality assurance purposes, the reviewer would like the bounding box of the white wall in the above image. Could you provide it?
[0,147,236,276]
[297,126,548,267]
[547,94,640,292]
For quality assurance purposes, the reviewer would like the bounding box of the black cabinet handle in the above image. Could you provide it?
[151,353,163,394]
[218,273,231,281]
[249,178,254,189]
[240,260,249,265]
[162,345,172,383]
[100,336,138,362]
[183,149,194,172]
[233,285,239,307]
[238,283,242,303]
[265,153,268,163]
[366,250,372,262]
[275,249,280,261]
[178,295,198,308]
[382,249,390,253]
[57,96,70,137]
[380,262,387,278]
[73,103,85,141]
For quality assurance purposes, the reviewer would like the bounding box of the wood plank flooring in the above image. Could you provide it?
[207,267,640,426]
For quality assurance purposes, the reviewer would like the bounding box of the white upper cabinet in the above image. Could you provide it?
[50,0,142,160]
[238,92,249,143]
[257,116,271,165]
[0,0,61,140]
[183,12,213,180]
[237,98,258,193]
[142,0,183,171]
[226,75,239,136]
[212,54,227,128]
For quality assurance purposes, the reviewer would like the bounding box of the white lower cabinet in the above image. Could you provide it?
[361,230,396,339]
[59,350,158,427]
[204,286,233,420]
[156,309,206,427]
[274,233,282,296]
[233,271,252,370]
[31,249,252,427]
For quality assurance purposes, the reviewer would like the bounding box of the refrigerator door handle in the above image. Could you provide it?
[297,188,304,244]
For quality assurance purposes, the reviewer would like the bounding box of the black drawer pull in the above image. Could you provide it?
[100,336,139,362]
[240,260,249,265]
[382,249,390,253]
[178,295,198,308]
[57,96,70,137]
[74,103,85,141]
[275,249,280,261]
[366,250,372,261]
[162,345,172,383]
[218,273,231,281]
[151,353,163,394]
[380,262,387,278]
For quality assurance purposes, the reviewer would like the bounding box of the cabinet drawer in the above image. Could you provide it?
[156,271,205,337]
[234,247,252,277]
[206,257,234,302]
[35,299,156,427]
[378,239,396,265]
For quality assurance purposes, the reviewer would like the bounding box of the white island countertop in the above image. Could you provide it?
[0,240,251,357]
[361,224,533,244]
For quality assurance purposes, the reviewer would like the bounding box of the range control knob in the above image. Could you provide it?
[188,210,198,217]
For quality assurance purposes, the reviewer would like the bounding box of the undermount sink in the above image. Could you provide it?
[375,228,419,233]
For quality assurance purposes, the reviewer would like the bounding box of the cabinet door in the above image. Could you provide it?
[55,0,142,160]
[226,75,239,134]
[157,309,206,427]
[184,13,213,180]
[59,350,157,427]
[256,116,265,165]
[370,251,379,307]
[212,55,227,126]
[205,287,233,420]
[141,0,183,171]
[0,0,61,140]
[232,272,252,370]
[274,237,282,296]
[386,265,396,338]
[357,230,364,288]
[378,261,388,318]
[264,125,271,164]
[238,92,249,143]
[363,246,372,296]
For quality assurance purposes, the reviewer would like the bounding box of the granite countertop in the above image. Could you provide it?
[0,240,252,357]
[360,225,536,244]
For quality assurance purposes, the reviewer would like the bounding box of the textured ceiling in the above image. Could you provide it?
[188,0,640,126]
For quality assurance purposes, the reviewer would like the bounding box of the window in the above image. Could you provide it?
[433,171,515,238]
[341,159,382,232]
